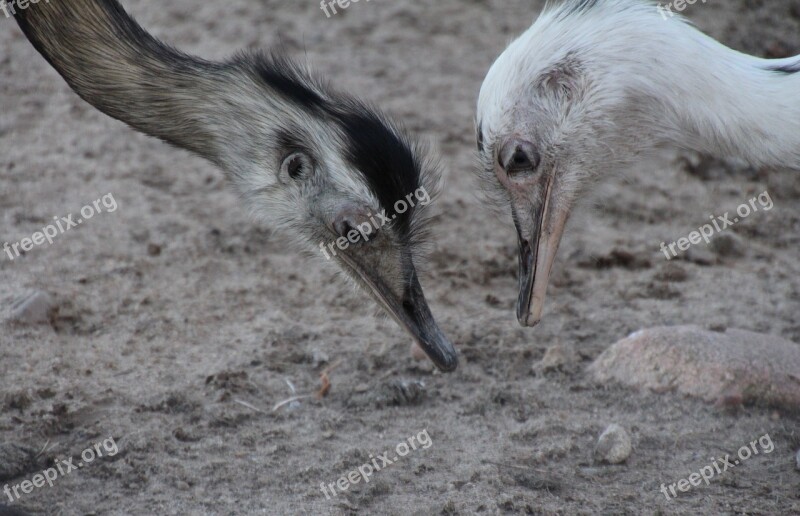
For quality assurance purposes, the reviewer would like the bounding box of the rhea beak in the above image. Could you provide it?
[337,252,458,372]
[329,205,458,372]
[497,138,568,328]
[514,190,568,327]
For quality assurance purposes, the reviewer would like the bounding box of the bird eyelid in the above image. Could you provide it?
[279,151,315,183]
[274,128,316,176]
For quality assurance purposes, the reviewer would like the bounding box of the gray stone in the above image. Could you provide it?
[684,245,716,266]
[710,232,747,258]
[594,424,632,465]
[589,325,800,410]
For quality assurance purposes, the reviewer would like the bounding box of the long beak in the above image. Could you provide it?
[337,253,458,372]
[514,179,568,327]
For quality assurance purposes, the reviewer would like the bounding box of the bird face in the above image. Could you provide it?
[236,67,458,371]
[267,134,457,371]
[476,121,577,328]
[477,51,601,328]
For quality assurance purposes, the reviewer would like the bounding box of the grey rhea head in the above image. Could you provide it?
[231,56,458,371]
[13,0,457,371]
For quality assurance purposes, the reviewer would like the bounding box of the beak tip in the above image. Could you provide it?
[516,307,542,328]
[414,338,459,372]
[436,354,459,372]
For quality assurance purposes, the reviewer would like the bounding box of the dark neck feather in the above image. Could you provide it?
[14,0,432,225]
[14,0,221,160]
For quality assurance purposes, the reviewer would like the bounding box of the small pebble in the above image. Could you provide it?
[311,348,329,368]
[594,424,632,465]
[386,379,426,406]
[710,233,746,258]
[8,290,55,325]
[685,245,715,266]
[795,449,800,471]
[654,263,688,283]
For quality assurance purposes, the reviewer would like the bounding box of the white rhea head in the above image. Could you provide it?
[477,0,800,327]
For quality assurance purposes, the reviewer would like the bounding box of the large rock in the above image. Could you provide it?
[589,326,800,411]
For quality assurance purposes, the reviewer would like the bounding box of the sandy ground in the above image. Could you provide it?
[1,0,799,514]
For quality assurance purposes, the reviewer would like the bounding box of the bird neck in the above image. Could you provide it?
[14,0,225,162]
[635,22,800,169]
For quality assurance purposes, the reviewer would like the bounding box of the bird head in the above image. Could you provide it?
[12,0,458,368]
[227,56,458,371]
[476,24,628,327]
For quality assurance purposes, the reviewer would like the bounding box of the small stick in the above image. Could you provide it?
[272,395,312,412]
[482,459,547,473]
[234,399,266,414]
[36,439,51,458]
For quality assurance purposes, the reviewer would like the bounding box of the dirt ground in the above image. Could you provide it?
[2,0,799,514]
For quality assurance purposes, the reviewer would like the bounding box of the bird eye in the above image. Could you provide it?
[281,152,311,181]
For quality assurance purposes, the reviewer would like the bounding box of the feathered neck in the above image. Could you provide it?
[504,0,800,169]
[633,14,800,168]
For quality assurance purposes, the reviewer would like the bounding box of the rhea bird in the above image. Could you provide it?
[477,0,800,327]
[14,0,458,371]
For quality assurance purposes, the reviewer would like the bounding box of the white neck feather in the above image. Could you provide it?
[636,18,800,168]
[484,0,800,170]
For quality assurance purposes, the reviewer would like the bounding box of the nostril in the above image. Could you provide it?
[333,218,356,238]
[499,139,540,173]
[331,206,379,243]
[511,149,532,167]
